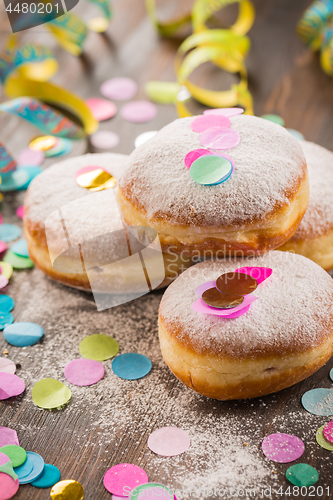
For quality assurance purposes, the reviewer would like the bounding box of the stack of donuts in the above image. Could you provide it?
[24,109,333,400]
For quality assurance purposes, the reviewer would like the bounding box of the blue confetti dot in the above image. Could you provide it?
[301,388,333,416]
[0,169,30,192]
[0,295,15,313]
[0,224,21,243]
[17,166,43,191]
[14,457,33,480]
[3,322,44,347]
[19,452,44,484]
[0,312,14,330]
[330,368,333,383]
[31,463,61,488]
[11,239,29,258]
[112,353,152,380]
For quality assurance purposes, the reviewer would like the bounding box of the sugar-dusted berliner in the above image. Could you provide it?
[158,251,333,400]
[279,141,333,270]
[24,153,189,296]
[117,113,309,258]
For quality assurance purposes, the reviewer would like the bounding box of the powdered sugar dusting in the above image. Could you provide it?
[120,115,306,226]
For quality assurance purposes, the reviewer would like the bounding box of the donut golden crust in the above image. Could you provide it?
[158,252,333,400]
[118,115,309,257]
[24,153,189,293]
[279,141,333,271]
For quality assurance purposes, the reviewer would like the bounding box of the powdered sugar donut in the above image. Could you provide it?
[279,141,333,270]
[117,114,309,258]
[158,252,333,400]
[24,153,189,294]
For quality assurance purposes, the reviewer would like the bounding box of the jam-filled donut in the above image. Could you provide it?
[279,141,333,271]
[158,251,333,400]
[117,113,309,258]
[24,153,189,294]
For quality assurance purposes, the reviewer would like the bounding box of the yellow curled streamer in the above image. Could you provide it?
[192,0,255,36]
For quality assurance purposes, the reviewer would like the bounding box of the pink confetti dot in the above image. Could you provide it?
[148,427,191,457]
[18,148,44,166]
[64,359,105,386]
[85,98,117,122]
[103,464,148,496]
[0,358,16,374]
[16,206,24,219]
[0,452,10,466]
[184,149,212,169]
[0,473,19,500]
[191,114,230,133]
[75,165,107,180]
[261,433,305,463]
[100,77,138,101]
[0,276,8,289]
[323,421,333,444]
[0,427,19,448]
[200,127,240,150]
[204,107,244,117]
[121,101,157,123]
[90,131,120,150]
[235,267,273,285]
[0,373,25,400]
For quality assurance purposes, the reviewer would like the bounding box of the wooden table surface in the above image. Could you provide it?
[1,1,333,499]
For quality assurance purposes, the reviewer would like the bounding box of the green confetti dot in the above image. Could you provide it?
[0,445,26,467]
[4,250,34,269]
[32,378,71,409]
[316,425,333,451]
[190,155,232,186]
[79,334,119,361]
[286,463,319,487]
[0,460,18,481]
[260,114,285,127]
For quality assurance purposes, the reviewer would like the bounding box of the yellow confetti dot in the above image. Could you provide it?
[29,136,57,151]
[87,17,109,33]
[50,480,84,500]
[76,168,116,191]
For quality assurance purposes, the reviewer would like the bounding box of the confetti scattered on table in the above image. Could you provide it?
[14,456,33,481]
[323,420,333,443]
[85,98,117,122]
[0,373,25,400]
[103,463,148,496]
[199,127,240,150]
[286,463,319,487]
[0,262,13,279]
[121,101,157,123]
[302,388,333,416]
[261,114,285,126]
[31,463,61,488]
[190,155,233,185]
[100,77,138,101]
[50,479,84,500]
[204,108,244,117]
[3,250,34,269]
[131,483,174,500]
[11,239,29,258]
[316,425,333,451]
[135,131,158,148]
[0,225,21,243]
[0,445,26,467]
[0,427,19,448]
[0,170,31,192]
[0,295,14,313]
[90,130,120,150]
[32,378,71,410]
[64,359,105,386]
[261,433,305,463]
[330,367,333,382]
[3,322,43,347]
[19,451,44,484]
[0,313,13,329]
[29,136,57,151]
[191,114,230,133]
[16,166,43,190]
[44,138,73,158]
[287,129,304,140]
[18,148,44,166]
[79,334,119,361]
[0,458,17,481]
[112,353,152,380]
[0,451,10,465]
[0,357,15,374]
[148,427,190,457]
[0,472,19,500]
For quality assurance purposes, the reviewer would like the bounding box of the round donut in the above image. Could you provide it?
[158,251,333,400]
[279,141,333,271]
[24,153,189,293]
[117,114,309,258]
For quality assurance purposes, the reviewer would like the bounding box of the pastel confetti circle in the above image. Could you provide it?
[0,169,30,192]
[76,167,116,191]
[0,373,25,400]
[79,334,119,361]
[87,16,109,32]
[0,262,12,279]
[0,445,26,467]
[112,353,152,380]
[19,451,44,484]
[148,427,190,457]
[191,114,230,133]
[184,149,212,169]
[0,313,13,329]
[190,155,232,185]
[103,463,148,496]
[0,276,8,290]
[0,358,15,374]
[135,131,158,148]
[0,225,21,243]
[44,138,73,158]
[85,97,117,122]
[16,166,42,190]
[4,322,44,347]
[302,388,333,416]
[131,483,174,500]
[0,295,14,313]
[0,452,10,466]
[261,433,305,463]
[121,101,157,123]
[0,473,19,500]
[51,480,84,500]
[11,239,29,258]
[323,420,333,443]
[18,148,44,166]
[287,129,305,141]
[31,463,61,488]
[29,136,57,151]
[112,496,129,500]
[4,250,34,270]
[0,427,19,447]
[204,107,244,117]
[261,114,285,126]
[32,378,71,409]
[0,242,7,254]
[199,127,240,150]
[64,359,104,386]
[329,367,333,382]
[90,131,120,150]
[286,463,319,487]
[14,456,33,481]
[316,425,333,451]
[100,77,138,101]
